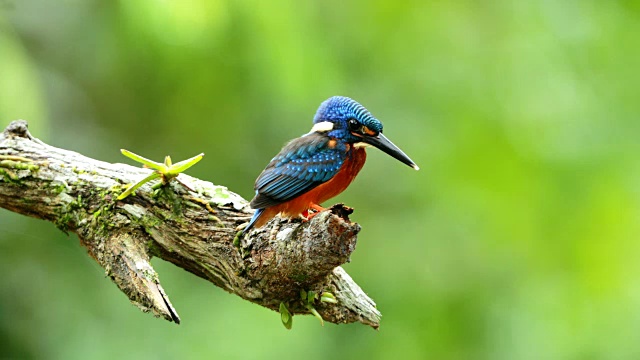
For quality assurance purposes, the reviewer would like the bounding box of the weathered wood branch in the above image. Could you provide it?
[0,120,381,329]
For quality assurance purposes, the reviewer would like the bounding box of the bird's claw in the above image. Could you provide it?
[301,204,328,222]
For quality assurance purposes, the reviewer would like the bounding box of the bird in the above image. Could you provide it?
[242,96,418,235]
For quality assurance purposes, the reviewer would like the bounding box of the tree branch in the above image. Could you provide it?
[0,120,381,329]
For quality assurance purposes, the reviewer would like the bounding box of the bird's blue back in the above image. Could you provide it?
[250,132,347,209]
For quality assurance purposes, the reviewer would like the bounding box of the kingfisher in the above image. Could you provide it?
[242,96,419,235]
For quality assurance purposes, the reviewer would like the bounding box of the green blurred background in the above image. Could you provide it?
[1,1,639,359]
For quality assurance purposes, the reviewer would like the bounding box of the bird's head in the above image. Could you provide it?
[311,96,419,170]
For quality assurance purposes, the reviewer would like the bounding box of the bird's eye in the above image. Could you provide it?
[348,119,361,132]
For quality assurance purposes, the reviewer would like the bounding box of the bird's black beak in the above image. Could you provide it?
[362,133,419,170]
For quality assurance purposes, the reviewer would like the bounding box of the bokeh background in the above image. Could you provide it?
[1,1,639,359]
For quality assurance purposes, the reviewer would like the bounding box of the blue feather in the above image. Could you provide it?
[242,208,264,235]
[250,133,346,209]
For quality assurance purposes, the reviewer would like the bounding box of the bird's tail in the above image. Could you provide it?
[241,208,264,236]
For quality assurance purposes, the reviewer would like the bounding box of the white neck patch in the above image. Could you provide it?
[353,142,372,148]
[310,121,334,133]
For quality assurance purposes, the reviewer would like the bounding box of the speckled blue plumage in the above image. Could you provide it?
[313,96,382,132]
[250,132,346,209]
[314,96,383,142]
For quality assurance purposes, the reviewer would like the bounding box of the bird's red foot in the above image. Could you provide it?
[302,204,327,222]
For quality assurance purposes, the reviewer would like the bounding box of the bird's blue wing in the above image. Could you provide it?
[250,133,346,209]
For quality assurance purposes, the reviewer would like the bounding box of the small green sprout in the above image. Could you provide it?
[320,291,338,304]
[279,302,293,330]
[117,149,204,200]
[278,290,338,329]
[301,290,326,326]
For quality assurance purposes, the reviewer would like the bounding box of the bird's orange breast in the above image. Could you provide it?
[306,147,367,205]
[253,147,367,227]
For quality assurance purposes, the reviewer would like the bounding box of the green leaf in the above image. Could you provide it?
[116,172,161,200]
[167,153,204,174]
[279,302,292,330]
[307,305,324,327]
[320,292,338,304]
[307,290,316,304]
[120,149,166,172]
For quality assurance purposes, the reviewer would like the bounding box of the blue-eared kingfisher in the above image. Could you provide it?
[242,96,419,234]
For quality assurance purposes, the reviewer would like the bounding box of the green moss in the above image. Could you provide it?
[0,159,39,172]
[0,168,20,184]
[0,157,39,183]
[20,197,35,205]
[50,182,68,195]
[146,240,163,256]
[289,273,309,283]
[101,184,128,200]
[141,215,162,229]
[54,211,74,233]
[89,202,116,237]
[123,206,163,239]
[53,192,86,233]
